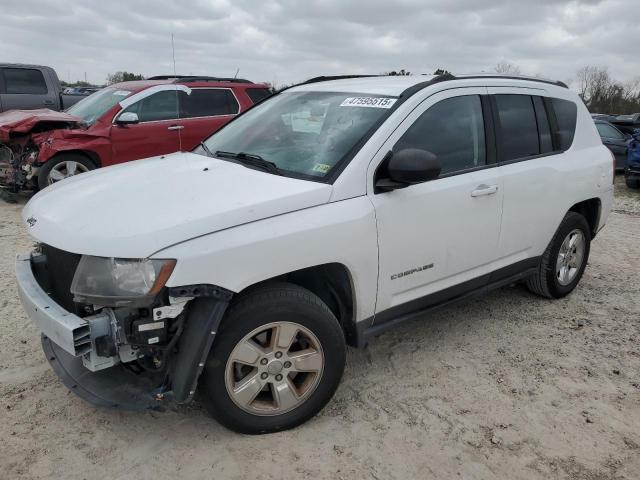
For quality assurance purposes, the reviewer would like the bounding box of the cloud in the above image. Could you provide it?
[1,0,638,88]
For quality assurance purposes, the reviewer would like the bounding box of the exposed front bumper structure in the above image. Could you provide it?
[16,253,91,356]
[16,252,233,409]
[16,253,164,409]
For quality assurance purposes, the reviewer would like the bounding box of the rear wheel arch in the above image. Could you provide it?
[568,198,601,239]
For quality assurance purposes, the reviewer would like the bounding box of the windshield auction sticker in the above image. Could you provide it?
[340,97,397,108]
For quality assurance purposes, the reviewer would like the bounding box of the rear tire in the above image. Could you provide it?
[37,153,96,190]
[526,211,591,298]
[626,177,640,189]
[199,283,346,434]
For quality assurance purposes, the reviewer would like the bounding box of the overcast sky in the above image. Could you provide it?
[2,0,639,87]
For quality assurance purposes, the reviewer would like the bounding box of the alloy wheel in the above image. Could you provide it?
[224,321,324,416]
[556,228,586,286]
[47,160,90,184]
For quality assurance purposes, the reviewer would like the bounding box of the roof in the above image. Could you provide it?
[108,78,269,93]
[289,73,567,96]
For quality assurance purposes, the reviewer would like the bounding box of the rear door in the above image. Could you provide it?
[177,88,241,150]
[486,88,568,265]
[110,88,182,164]
[0,66,57,110]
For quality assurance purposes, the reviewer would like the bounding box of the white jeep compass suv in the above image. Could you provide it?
[16,74,614,433]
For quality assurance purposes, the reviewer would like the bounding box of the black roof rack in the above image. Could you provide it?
[302,75,381,85]
[455,74,568,88]
[147,75,253,84]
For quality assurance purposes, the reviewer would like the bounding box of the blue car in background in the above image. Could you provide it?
[625,129,640,189]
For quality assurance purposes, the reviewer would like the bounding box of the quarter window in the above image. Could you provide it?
[3,68,48,94]
[180,89,239,118]
[495,95,540,161]
[245,88,272,104]
[551,98,578,150]
[394,95,486,175]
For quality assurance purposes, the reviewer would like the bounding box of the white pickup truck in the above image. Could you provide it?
[15,73,614,434]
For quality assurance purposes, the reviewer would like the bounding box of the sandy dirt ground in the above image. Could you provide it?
[1,177,639,480]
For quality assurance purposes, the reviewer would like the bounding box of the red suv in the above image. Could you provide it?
[0,76,271,190]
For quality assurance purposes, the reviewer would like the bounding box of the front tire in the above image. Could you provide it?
[526,211,591,298]
[37,153,95,190]
[199,283,346,434]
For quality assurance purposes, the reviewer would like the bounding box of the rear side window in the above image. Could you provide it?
[180,89,239,118]
[532,96,553,153]
[394,95,486,175]
[495,95,540,161]
[245,88,272,104]
[551,98,577,150]
[3,68,48,94]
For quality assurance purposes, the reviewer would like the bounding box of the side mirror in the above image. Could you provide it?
[116,112,139,125]
[376,149,441,192]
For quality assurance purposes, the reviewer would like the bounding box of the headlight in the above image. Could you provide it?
[70,256,176,306]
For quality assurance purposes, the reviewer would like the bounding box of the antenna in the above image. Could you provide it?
[171,33,177,75]
[170,33,182,151]
[234,68,239,79]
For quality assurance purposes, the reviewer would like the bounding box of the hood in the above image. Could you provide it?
[0,109,83,142]
[23,152,333,258]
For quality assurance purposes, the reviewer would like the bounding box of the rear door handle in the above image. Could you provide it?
[471,184,499,197]
[44,100,54,105]
[167,125,184,131]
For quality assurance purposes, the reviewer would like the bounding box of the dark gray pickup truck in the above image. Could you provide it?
[0,63,95,112]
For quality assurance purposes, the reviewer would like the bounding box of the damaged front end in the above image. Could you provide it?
[0,109,84,192]
[16,244,232,409]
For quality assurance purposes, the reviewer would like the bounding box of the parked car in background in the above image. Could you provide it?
[594,120,630,170]
[625,129,640,189]
[0,63,92,112]
[64,86,102,96]
[610,113,640,135]
[0,76,271,191]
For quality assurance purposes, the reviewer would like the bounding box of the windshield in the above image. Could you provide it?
[197,91,397,180]
[66,88,132,125]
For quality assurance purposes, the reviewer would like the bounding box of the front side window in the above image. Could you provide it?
[123,90,179,122]
[3,68,47,94]
[495,95,540,161]
[180,89,239,118]
[199,91,393,180]
[394,95,486,175]
[551,98,578,150]
[596,122,624,139]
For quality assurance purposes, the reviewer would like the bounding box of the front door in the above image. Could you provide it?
[371,89,504,322]
[110,89,182,164]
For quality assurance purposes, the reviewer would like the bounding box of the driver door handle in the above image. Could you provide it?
[167,125,184,131]
[471,184,499,197]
